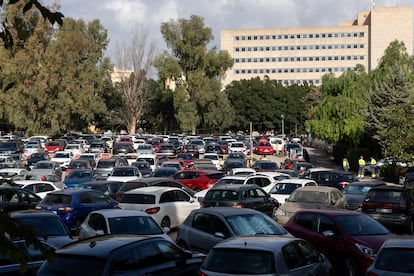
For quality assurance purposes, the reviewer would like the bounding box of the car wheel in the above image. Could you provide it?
[161,216,171,228]
[344,258,357,276]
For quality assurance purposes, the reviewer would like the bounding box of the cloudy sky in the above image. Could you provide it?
[53,0,413,58]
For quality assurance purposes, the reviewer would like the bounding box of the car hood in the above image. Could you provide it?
[345,194,366,204]
[38,235,73,248]
[280,201,332,213]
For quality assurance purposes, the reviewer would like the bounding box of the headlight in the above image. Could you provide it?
[275,208,286,217]
[355,243,375,257]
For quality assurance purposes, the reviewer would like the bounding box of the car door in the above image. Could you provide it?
[173,190,199,226]
[242,187,276,216]
[186,212,230,253]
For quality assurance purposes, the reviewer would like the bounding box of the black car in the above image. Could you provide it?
[37,235,205,275]
[362,185,414,234]
[343,181,386,210]
[0,139,24,154]
[88,140,109,153]
[9,210,73,248]
[201,184,278,217]
[112,142,134,155]
[302,168,358,190]
[131,160,152,177]
[0,186,42,213]
[222,158,246,174]
[26,153,50,168]
[76,181,124,200]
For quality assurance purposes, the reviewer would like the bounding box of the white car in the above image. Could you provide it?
[64,143,85,157]
[118,186,200,229]
[0,168,29,179]
[135,153,157,172]
[51,151,74,170]
[203,153,222,170]
[106,166,142,182]
[78,209,172,240]
[228,142,248,155]
[265,178,318,203]
[14,180,62,198]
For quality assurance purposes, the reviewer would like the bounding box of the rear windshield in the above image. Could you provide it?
[205,190,239,201]
[375,248,414,272]
[121,194,155,204]
[97,160,116,168]
[366,189,405,204]
[207,173,226,180]
[40,256,105,275]
[42,194,72,205]
[202,248,274,274]
[136,158,154,165]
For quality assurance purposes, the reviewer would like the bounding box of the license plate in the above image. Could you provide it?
[377,208,392,213]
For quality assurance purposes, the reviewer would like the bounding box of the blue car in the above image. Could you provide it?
[36,189,119,235]
[63,168,95,189]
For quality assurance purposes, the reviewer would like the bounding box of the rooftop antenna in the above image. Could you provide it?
[370,0,376,10]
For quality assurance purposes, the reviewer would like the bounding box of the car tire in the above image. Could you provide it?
[343,258,357,276]
[161,216,171,228]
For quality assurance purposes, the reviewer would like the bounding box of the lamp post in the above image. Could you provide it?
[281,115,285,137]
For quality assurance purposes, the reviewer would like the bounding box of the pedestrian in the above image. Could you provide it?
[298,166,306,178]
[342,158,349,172]
[358,156,366,178]
[370,157,377,178]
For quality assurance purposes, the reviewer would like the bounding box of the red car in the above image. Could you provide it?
[281,157,307,170]
[176,153,195,169]
[284,209,396,276]
[44,141,65,154]
[255,141,274,155]
[171,170,225,191]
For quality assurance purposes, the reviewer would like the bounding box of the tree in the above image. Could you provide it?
[156,15,234,134]
[366,40,414,160]
[111,25,156,134]
[305,65,369,145]
[0,17,110,135]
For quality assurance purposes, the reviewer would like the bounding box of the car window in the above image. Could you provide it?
[295,212,316,230]
[78,192,92,204]
[255,188,268,198]
[121,194,155,204]
[159,191,176,203]
[88,213,107,233]
[20,190,39,202]
[317,215,338,235]
[175,190,190,202]
[43,194,72,205]
[38,183,55,193]
[90,191,110,204]
[227,213,286,235]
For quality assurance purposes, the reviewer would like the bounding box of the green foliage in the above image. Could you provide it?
[156,15,234,133]
[306,67,369,144]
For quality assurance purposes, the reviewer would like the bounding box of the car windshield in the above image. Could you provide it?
[205,190,239,201]
[153,168,177,177]
[136,158,154,165]
[40,256,105,275]
[334,214,390,236]
[202,248,274,274]
[111,168,135,176]
[34,162,53,169]
[215,178,245,185]
[54,153,70,158]
[375,248,414,272]
[259,163,277,170]
[270,183,301,195]
[121,194,155,204]
[365,190,405,204]
[108,216,164,235]
[226,214,287,235]
[42,194,72,205]
[67,171,92,179]
[343,185,373,195]
[18,217,68,236]
[288,190,328,204]
[97,161,116,168]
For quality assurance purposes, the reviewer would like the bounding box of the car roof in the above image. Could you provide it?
[14,180,56,185]
[276,179,318,185]
[88,209,150,218]
[348,181,386,186]
[368,185,404,191]
[126,186,183,195]
[294,208,366,217]
[381,238,414,249]
[210,184,260,190]
[212,235,300,251]
[47,188,97,195]
[56,235,161,257]
[294,185,338,192]
[9,210,61,218]
[190,207,263,216]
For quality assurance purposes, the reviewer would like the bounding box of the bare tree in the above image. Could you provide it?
[112,25,156,134]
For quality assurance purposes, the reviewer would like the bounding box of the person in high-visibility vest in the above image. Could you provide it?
[370,157,377,178]
[358,156,366,178]
[342,158,349,172]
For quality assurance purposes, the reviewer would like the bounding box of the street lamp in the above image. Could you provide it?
[281,115,285,137]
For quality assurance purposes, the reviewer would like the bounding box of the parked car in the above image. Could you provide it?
[255,141,275,155]
[228,141,248,155]
[251,160,279,172]
[23,143,44,159]
[366,238,414,276]
[0,168,29,180]
[200,236,332,276]
[14,180,62,198]
[119,186,200,229]
[106,166,142,182]
[130,160,152,177]
[171,170,225,191]
[0,139,24,154]
[37,235,205,276]
[266,178,318,203]
[44,140,65,154]
[10,210,73,248]
[343,180,386,211]
[274,186,347,225]
[362,185,414,234]
[76,180,123,200]
[176,207,291,253]
[113,142,134,155]
[158,143,177,157]
[31,160,62,180]
[135,153,158,172]
[202,153,221,170]
[26,152,50,169]
[36,189,119,235]
[0,239,56,275]
[88,140,108,153]
[136,143,154,155]
[152,166,178,178]
[182,143,200,158]
[95,157,124,180]
[63,169,95,188]
[64,143,85,157]
[77,153,97,169]
[284,209,395,276]
[201,184,278,217]
[79,209,171,240]
[65,159,92,175]
[302,168,359,190]
[0,186,42,213]
[50,151,74,171]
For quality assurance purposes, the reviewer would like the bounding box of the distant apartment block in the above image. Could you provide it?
[220,6,413,87]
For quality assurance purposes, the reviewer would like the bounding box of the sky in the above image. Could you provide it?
[52,0,414,59]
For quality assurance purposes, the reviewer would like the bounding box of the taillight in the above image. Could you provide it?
[145,207,160,214]
[58,207,73,214]
[338,182,349,189]
[231,203,244,208]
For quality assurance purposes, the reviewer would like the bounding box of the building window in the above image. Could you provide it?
[271,58,276,62]
[235,69,240,74]
[290,57,295,61]
[315,45,320,50]
[253,36,257,40]
[278,35,283,39]
[259,69,264,73]
[235,36,239,40]
[278,69,283,73]
[272,69,276,73]
[241,36,245,40]
[303,45,307,50]
[248,69,252,73]
[284,35,288,39]
[321,45,326,49]
[235,48,239,52]
[284,46,288,50]
[253,58,258,62]
[347,33,352,37]
[247,36,251,40]
[290,34,294,39]
[303,57,307,61]
[353,44,358,48]
[290,46,295,50]
[259,36,264,40]
[241,69,246,73]
[322,33,326,38]
[266,58,270,62]
[272,35,276,39]
[309,45,314,50]
[247,58,252,62]
[359,32,365,37]
[265,35,270,40]
[253,69,257,73]
[260,58,264,62]
[265,47,270,51]
[359,44,364,48]
[265,69,270,73]
[278,57,282,62]
[360,56,364,60]
[296,57,301,61]
[309,34,313,38]
[284,57,289,62]
[297,34,301,38]
[309,57,314,61]
[315,57,320,61]
[315,34,320,38]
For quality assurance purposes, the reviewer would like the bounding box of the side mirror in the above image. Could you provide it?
[322,230,335,238]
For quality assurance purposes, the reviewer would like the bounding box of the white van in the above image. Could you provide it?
[269,137,285,155]
[135,153,157,172]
